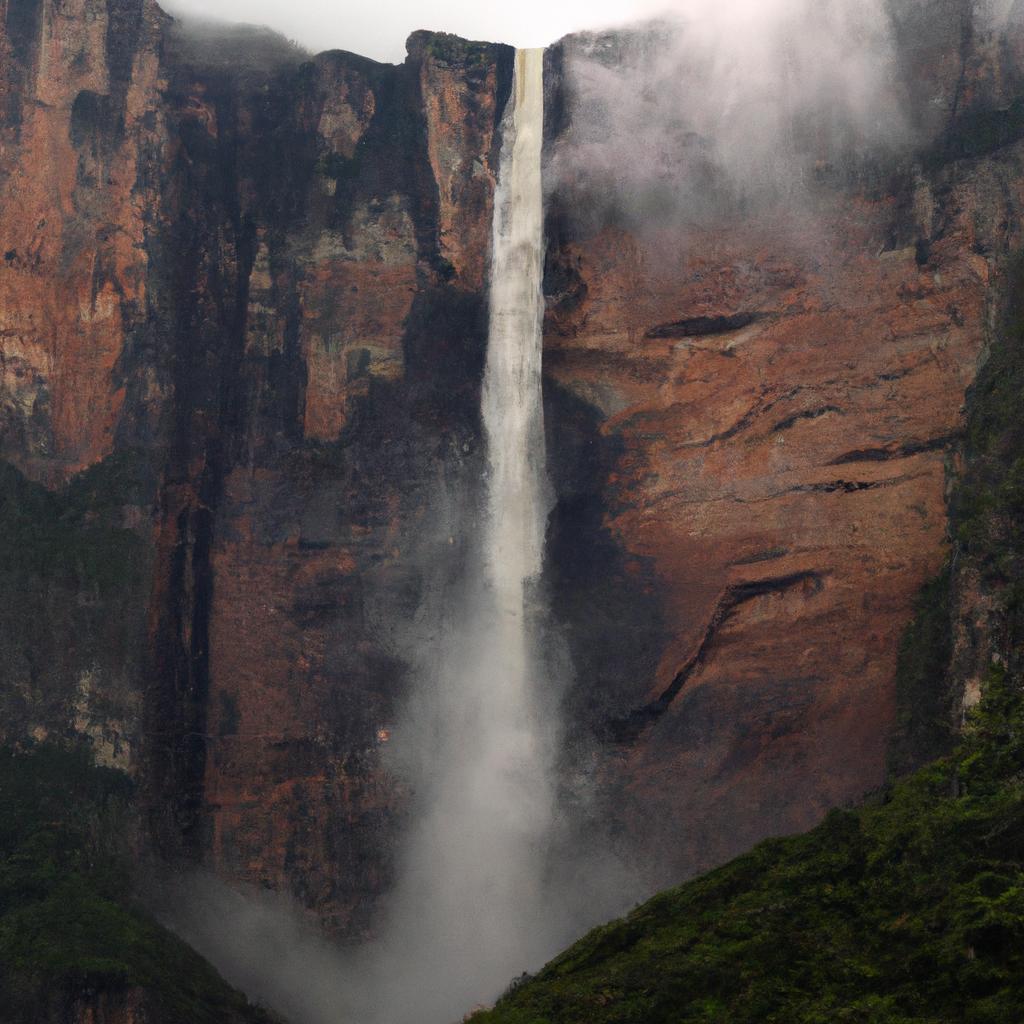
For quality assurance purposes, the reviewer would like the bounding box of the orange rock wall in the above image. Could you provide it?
[0,0,167,484]
[539,11,1024,882]
[544,181,1024,878]
[151,31,514,931]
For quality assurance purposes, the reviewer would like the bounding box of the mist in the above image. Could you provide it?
[162,0,695,63]
[548,0,913,233]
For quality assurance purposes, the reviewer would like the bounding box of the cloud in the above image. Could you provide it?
[547,0,915,231]
[161,0,683,63]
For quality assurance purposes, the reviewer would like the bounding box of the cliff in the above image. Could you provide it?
[2,0,1024,956]
[0,0,514,938]
[0,744,277,1024]
[468,224,1024,1024]
[538,3,1024,884]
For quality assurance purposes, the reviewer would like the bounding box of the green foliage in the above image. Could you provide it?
[925,97,1024,169]
[953,260,1024,585]
[472,673,1024,1024]
[0,744,274,1023]
[889,568,955,775]
[0,452,151,596]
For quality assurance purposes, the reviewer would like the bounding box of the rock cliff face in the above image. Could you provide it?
[140,23,513,935]
[0,0,513,935]
[2,0,1024,938]
[539,9,1024,880]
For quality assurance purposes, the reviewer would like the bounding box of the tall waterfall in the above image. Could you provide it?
[152,49,631,1024]
[374,48,557,1024]
[483,47,549,607]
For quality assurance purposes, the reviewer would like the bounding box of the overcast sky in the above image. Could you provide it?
[161,0,678,63]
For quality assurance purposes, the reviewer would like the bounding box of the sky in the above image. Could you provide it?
[161,0,678,63]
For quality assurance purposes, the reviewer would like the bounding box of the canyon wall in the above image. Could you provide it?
[0,0,513,936]
[2,0,1024,938]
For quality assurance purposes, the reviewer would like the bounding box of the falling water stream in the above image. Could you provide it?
[372,48,557,1023]
[483,47,549,605]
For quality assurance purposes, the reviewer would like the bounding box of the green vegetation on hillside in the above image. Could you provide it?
[0,743,275,1023]
[473,669,1024,1024]
[0,451,151,596]
[889,566,955,776]
[0,452,154,751]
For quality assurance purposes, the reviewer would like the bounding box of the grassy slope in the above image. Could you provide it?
[471,262,1024,1024]
[474,681,1024,1024]
[0,744,276,1024]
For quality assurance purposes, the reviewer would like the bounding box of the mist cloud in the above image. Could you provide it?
[162,0,688,63]
[547,0,916,231]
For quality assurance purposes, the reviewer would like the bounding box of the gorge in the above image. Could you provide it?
[2,0,1024,1021]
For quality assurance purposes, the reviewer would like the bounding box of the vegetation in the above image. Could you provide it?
[953,262,1024,600]
[0,743,274,1023]
[472,668,1024,1024]
[412,30,498,66]
[0,453,155,748]
[889,567,955,776]
[0,451,151,596]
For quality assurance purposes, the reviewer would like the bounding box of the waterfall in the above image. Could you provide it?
[483,46,549,606]
[152,49,632,1024]
[372,48,556,1024]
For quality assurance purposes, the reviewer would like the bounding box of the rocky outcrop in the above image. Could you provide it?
[0,0,162,769]
[0,0,166,484]
[542,181,1019,879]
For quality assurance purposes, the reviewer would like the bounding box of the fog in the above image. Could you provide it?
[547,0,911,235]
[550,0,1024,233]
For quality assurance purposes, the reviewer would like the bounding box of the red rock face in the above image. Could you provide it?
[539,14,1024,883]
[415,35,506,291]
[0,0,167,485]
[147,30,514,931]
[297,196,418,441]
[0,0,513,935]
[542,199,1000,875]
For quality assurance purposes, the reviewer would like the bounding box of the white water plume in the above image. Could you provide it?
[369,46,562,1023]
